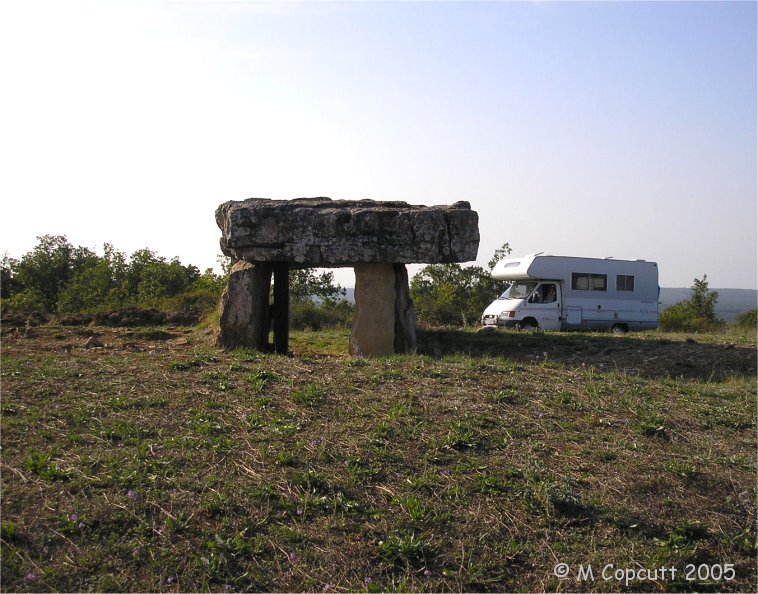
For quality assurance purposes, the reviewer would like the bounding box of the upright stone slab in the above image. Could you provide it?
[350,264,397,357]
[348,264,416,356]
[271,263,290,354]
[217,261,271,350]
[394,264,417,354]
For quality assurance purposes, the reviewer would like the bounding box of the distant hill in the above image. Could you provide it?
[341,287,756,322]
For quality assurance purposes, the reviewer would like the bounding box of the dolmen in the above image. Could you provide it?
[215,197,479,357]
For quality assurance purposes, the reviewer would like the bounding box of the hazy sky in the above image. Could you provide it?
[1,1,756,289]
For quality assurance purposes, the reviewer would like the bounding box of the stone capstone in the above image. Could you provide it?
[216,197,479,266]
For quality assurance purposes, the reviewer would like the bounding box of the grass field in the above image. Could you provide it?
[1,324,755,592]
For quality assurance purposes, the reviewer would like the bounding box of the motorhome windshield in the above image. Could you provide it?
[497,282,514,299]
[507,281,538,300]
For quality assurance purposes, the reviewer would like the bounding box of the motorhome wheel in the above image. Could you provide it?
[517,319,538,330]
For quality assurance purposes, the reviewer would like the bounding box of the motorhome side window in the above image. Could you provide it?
[616,275,635,291]
[571,273,607,291]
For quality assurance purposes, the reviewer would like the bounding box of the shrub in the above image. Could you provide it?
[12,235,98,312]
[410,264,506,327]
[56,262,117,313]
[734,308,757,328]
[164,287,221,317]
[659,275,725,332]
[1,289,47,314]
[410,244,511,327]
[290,299,355,330]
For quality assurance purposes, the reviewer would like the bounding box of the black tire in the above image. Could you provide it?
[517,319,538,330]
[611,324,628,334]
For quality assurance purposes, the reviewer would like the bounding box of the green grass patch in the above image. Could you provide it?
[1,325,755,592]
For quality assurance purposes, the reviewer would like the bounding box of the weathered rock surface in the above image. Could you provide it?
[216,197,479,266]
[350,264,397,357]
[346,264,417,357]
[393,264,417,354]
[217,261,271,349]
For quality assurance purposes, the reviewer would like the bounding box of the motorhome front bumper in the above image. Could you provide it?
[482,314,519,328]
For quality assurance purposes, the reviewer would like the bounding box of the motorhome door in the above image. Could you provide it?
[526,282,561,331]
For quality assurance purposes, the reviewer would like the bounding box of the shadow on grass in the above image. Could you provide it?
[416,329,756,381]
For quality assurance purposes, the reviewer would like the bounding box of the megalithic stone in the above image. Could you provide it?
[217,261,271,350]
[271,263,289,354]
[215,197,480,356]
[350,263,396,357]
[216,198,479,266]
[394,264,417,354]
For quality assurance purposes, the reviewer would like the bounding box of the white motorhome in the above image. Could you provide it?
[482,254,659,332]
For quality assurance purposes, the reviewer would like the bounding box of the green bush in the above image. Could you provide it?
[659,302,708,332]
[659,275,725,332]
[290,299,355,330]
[56,262,119,313]
[410,244,511,327]
[734,308,757,328]
[1,289,47,314]
[10,235,98,311]
[163,287,221,317]
[410,264,507,327]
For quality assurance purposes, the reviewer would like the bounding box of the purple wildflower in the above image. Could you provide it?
[288,551,297,562]
[323,584,334,592]
[127,489,136,499]
[223,585,232,592]
[77,522,85,530]
[69,513,78,522]
[364,577,373,585]
[167,576,175,585]
[26,571,37,582]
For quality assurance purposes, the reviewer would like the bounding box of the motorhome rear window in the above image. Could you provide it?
[616,275,635,291]
[571,273,607,291]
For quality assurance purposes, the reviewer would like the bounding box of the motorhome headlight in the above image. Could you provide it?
[500,311,516,318]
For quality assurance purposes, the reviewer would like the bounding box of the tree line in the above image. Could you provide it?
[1,235,754,332]
[0,235,354,329]
[1,235,223,317]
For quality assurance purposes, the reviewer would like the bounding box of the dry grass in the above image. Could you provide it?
[1,324,755,592]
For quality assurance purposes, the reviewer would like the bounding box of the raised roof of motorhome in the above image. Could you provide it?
[492,254,658,283]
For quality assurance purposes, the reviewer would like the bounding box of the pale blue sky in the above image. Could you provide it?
[1,1,755,289]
